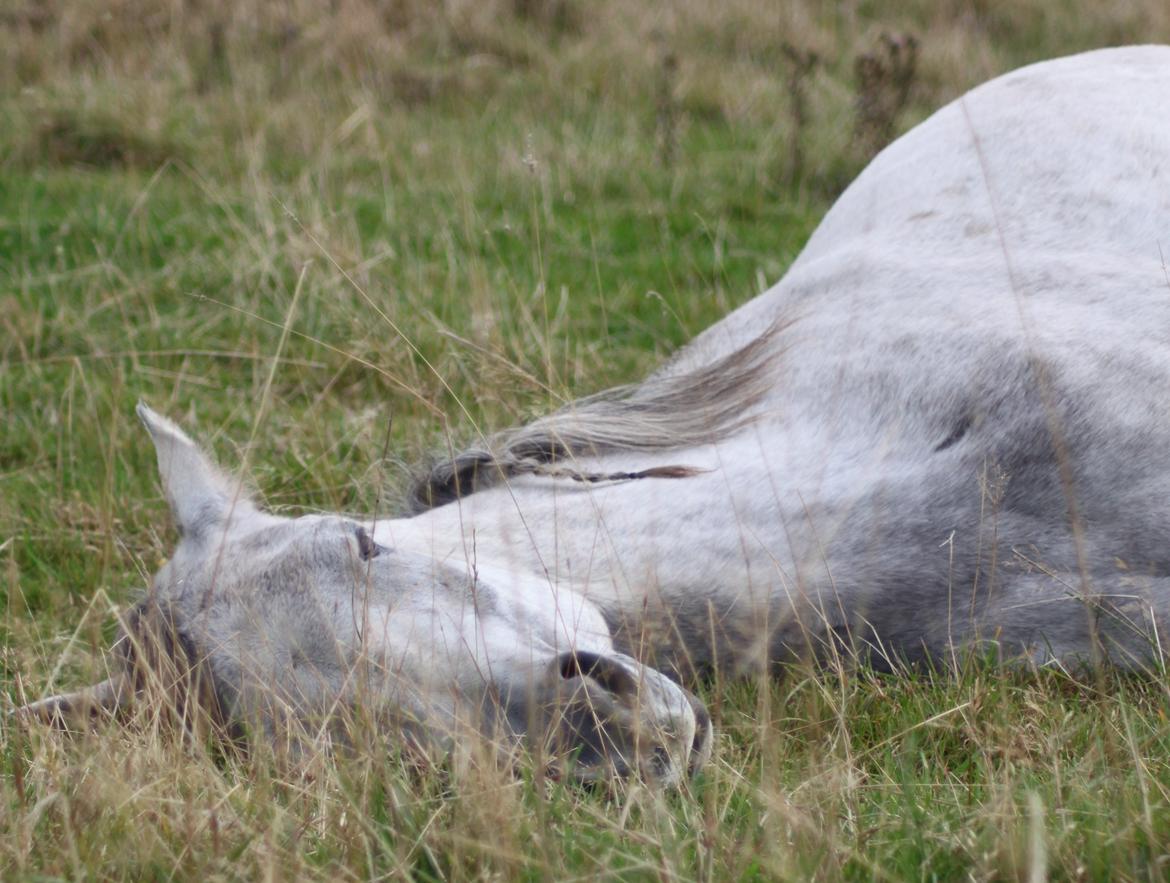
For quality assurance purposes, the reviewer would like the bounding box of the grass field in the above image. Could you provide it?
[5,2,1170,879]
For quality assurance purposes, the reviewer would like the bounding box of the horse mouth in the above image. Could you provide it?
[524,651,713,787]
[686,692,715,777]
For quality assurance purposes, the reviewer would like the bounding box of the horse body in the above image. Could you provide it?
[391,46,1170,676]
[20,46,1170,785]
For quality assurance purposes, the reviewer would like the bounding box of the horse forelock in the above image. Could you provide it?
[408,319,788,511]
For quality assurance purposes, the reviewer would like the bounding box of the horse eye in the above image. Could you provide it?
[355,527,380,561]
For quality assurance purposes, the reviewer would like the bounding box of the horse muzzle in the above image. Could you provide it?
[513,649,712,787]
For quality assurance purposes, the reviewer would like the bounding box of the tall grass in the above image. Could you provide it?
[5,1,1170,878]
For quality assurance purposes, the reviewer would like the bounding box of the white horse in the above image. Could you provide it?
[19,46,1170,787]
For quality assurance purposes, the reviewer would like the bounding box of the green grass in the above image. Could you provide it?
[5,1,1170,879]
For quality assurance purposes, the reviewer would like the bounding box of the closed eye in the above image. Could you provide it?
[355,526,382,561]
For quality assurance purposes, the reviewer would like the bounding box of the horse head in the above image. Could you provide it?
[17,403,712,787]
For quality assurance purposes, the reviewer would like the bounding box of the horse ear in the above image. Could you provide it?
[136,402,250,541]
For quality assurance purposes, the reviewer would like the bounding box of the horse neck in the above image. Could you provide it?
[382,435,808,623]
[381,454,766,606]
[380,426,913,677]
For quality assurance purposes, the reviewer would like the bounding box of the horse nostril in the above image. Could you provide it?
[557,650,610,681]
[557,651,587,680]
[555,651,638,698]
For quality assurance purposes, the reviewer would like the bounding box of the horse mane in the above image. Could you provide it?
[408,320,784,511]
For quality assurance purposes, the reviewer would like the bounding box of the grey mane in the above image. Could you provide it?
[409,321,784,511]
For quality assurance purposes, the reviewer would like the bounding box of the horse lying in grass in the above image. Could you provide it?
[18,46,1170,787]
